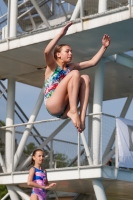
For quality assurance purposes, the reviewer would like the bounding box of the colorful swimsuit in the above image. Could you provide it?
[44,65,70,118]
[31,167,47,200]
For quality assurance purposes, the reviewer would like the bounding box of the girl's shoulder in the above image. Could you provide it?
[30,166,35,171]
[29,167,35,175]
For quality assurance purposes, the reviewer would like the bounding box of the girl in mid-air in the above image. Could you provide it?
[27,149,56,200]
[44,22,110,133]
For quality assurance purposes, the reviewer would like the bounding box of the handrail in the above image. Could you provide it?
[0,112,116,129]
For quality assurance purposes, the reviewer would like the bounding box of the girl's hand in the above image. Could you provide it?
[49,183,56,188]
[44,183,56,189]
[60,21,73,36]
[102,34,110,48]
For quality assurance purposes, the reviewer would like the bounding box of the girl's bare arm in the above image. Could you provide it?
[70,34,110,70]
[44,22,73,69]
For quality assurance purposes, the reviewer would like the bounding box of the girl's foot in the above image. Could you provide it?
[67,110,82,133]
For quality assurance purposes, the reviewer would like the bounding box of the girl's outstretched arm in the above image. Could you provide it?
[44,22,73,69]
[71,34,110,70]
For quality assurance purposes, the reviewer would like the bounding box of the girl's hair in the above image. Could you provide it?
[54,44,70,60]
[31,149,44,166]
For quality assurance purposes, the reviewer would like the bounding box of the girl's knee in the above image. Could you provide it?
[81,75,90,84]
[71,70,80,78]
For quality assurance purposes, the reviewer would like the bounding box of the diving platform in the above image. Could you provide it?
[0,5,133,101]
[0,1,133,200]
[1,166,133,199]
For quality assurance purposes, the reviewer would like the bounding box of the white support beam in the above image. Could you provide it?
[5,78,15,172]
[103,93,133,160]
[78,132,81,167]
[107,53,133,69]
[12,185,30,200]
[80,132,93,165]
[14,88,44,170]
[17,119,70,171]
[102,147,115,165]
[58,0,68,20]
[79,0,84,18]
[30,0,51,28]
[88,102,93,148]
[50,140,53,169]
[92,59,107,200]
[70,0,85,20]
[7,186,19,200]
[92,59,104,165]
[0,152,6,173]
[8,0,18,37]
[1,193,9,200]
[98,0,107,13]
[92,179,107,200]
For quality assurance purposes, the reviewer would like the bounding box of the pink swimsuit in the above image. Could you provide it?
[31,167,46,200]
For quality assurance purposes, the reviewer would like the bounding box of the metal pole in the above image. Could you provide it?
[70,0,85,20]
[12,127,15,172]
[102,147,115,165]
[1,193,9,200]
[5,78,15,172]
[77,133,81,167]
[0,152,6,172]
[9,0,18,37]
[88,102,93,148]
[92,179,107,200]
[58,0,68,20]
[98,0,107,13]
[12,185,30,200]
[92,59,104,165]
[6,186,19,200]
[115,128,119,179]
[80,131,93,165]
[80,0,84,18]
[30,0,51,28]
[92,59,107,200]
[14,88,44,170]
[50,140,53,169]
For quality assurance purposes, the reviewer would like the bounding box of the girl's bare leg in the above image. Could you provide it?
[66,71,81,132]
[30,194,39,200]
[46,70,81,132]
[79,75,90,131]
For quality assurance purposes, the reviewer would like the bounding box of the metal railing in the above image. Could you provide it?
[0,0,130,40]
[0,112,118,174]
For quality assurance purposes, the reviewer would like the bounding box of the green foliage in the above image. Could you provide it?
[55,153,71,168]
[0,185,10,200]
[24,142,37,155]
[0,120,5,126]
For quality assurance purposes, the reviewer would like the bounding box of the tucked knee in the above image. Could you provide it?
[81,75,90,85]
[71,70,80,79]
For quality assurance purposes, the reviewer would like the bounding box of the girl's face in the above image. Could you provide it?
[33,150,44,165]
[57,45,72,62]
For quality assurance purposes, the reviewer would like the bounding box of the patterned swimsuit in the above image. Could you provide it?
[44,65,70,117]
[31,167,47,200]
